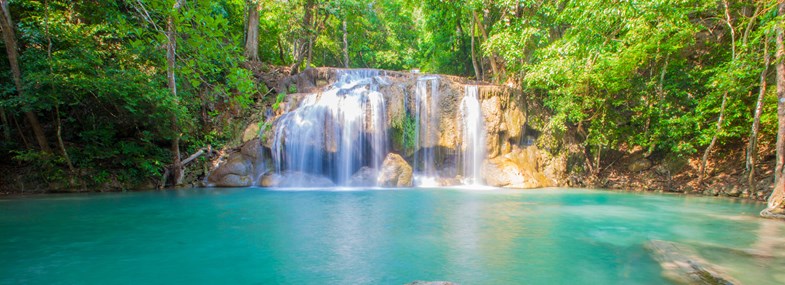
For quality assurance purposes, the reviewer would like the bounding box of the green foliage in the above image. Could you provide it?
[0,0,780,190]
[391,111,417,154]
[272,92,286,110]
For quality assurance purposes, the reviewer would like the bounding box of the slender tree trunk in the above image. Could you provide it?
[763,2,785,217]
[699,1,736,189]
[244,0,261,61]
[748,32,771,193]
[698,91,728,187]
[12,114,29,149]
[472,10,499,82]
[470,15,481,81]
[0,108,10,141]
[342,18,348,68]
[1,0,51,153]
[44,0,74,174]
[167,0,183,186]
[277,36,286,64]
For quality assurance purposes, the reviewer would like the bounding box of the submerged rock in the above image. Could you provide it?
[260,171,335,188]
[645,240,739,285]
[378,153,413,187]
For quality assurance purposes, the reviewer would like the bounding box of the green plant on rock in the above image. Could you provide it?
[391,111,417,156]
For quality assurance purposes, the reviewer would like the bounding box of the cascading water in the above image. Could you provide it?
[458,85,486,185]
[413,76,441,186]
[271,70,388,187]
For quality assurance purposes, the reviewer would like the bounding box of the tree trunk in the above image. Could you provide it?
[244,0,261,61]
[44,0,74,175]
[472,10,499,82]
[342,18,349,68]
[167,0,183,186]
[277,36,286,64]
[763,2,785,217]
[748,32,770,193]
[698,90,728,188]
[289,0,314,75]
[1,0,51,153]
[0,107,10,141]
[470,14,481,81]
[698,1,736,189]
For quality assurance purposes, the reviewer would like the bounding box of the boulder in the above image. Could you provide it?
[207,152,253,187]
[377,153,413,187]
[480,145,555,188]
[240,138,262,160]
[628,158,652,172]
[242,122,260,142]
[216,174,253,187]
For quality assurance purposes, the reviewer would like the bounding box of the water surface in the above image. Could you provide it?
[1,188,782,284]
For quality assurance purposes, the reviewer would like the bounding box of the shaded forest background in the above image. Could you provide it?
[0,0,783,198]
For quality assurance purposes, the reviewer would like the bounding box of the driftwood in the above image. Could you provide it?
[160,146,216,188]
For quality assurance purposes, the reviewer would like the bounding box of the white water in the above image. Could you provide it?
[459,85,486,185]
[271,70,388,186]
[413,76,441,186]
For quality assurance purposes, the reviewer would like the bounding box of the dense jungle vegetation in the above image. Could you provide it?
[2,0,785,211]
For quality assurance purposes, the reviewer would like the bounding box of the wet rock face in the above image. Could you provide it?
[377,153,413,187]
[237,68,562,188]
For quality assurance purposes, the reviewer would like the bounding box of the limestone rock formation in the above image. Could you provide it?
[481,145,555,188]
[207,139,265,187]
[377,153,413,187]
[207,152,253,187]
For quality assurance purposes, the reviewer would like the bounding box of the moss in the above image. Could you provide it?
[391,111,417,156]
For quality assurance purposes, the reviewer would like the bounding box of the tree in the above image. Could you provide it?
[245,0,262,61]
[166,0,184,186]
[763,2,785,217]
[0,0,51,153]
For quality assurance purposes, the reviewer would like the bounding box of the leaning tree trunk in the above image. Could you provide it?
[748,32,771,193]
[0,108,10,141]
[698,91,728,188]
[0,0,51,153]
[699,1,736,189]
[763,2,785,218]
[244,0,261,61]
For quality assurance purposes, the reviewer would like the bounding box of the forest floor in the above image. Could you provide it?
[599,142,775,202]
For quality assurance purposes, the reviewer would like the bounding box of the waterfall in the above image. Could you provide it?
[271,70,388,186]
[459,85,486,185]
[413,76,440,186]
